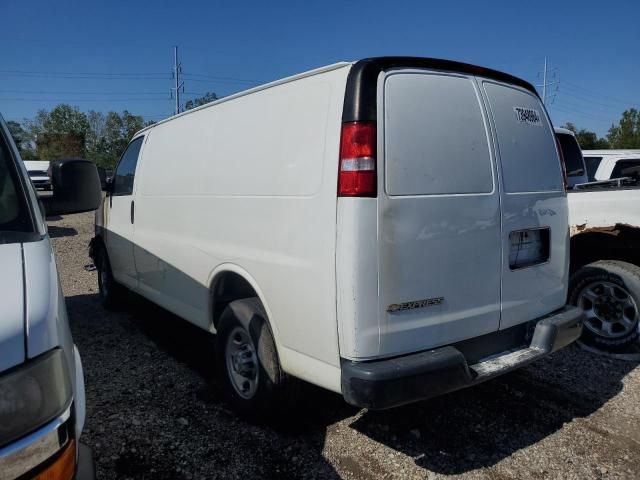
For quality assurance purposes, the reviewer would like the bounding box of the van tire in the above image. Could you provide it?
[569,260,640,352]
[97,249,127,311]
[215,298,298,419]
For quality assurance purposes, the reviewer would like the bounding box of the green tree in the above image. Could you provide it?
[87,110,146,168]
[607,109,640,148]
[6,121,26,151]
[561,123,610,150]
[23,105,89,159]
[20,104,152,168]
[185,92,218,110]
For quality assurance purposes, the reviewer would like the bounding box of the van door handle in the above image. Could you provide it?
[130,200,135,224]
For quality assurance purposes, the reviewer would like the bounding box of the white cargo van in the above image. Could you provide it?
[92,57,583,413]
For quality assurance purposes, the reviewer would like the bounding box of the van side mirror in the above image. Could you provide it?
[103,177,114,193]
[41,159,102,216]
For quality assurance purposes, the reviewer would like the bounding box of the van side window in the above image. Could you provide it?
[113,137,144,196]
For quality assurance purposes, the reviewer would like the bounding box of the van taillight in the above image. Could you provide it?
[338,122,377,197]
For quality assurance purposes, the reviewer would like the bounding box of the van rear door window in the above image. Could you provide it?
[384,72,493,196]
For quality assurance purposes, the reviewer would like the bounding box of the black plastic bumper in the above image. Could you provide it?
[76,443,95,480]
[341,305,583,410]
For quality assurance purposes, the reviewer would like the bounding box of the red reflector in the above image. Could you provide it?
[338,122,377,197]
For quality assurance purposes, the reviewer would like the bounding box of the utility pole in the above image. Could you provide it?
[537,57,559,105]
[171,46,184,115]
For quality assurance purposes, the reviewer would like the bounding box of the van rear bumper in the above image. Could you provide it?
[340,305,583,410]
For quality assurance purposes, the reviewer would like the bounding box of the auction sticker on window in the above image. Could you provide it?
[513,107,542,126]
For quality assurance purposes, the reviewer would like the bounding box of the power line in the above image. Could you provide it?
[560,82,640,108]
[0,97,170,102]
[0,69,168,76]
[555,94,627,113]
[182,72,261,84]
[0,89,170,95]
[549,104,614,121]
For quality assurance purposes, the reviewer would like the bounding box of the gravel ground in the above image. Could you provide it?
[49,211,640,480]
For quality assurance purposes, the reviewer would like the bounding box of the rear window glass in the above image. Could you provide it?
[483,82,562,193]
[583,156,602,181]
[610,159,640,179]
[557,133,585,177]
[384,73,493,196]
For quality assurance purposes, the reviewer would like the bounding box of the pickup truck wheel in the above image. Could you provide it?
[216,298,297,418]
[97,249,127,311]
[569,260,640,352]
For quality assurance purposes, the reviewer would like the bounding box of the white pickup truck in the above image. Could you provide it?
[556,129,640,352]
[582,149,640,182]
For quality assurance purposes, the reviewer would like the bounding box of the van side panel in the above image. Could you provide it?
[131,67,350,388]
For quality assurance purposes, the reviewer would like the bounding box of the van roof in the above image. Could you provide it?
[583,149,640,156]
[136,61,352,136]
[136,56,538,135]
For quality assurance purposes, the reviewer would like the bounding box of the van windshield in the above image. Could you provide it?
[0,128,35,241]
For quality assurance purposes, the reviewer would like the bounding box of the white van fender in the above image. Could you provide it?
[206,263,342,392]
[206,262,283,347]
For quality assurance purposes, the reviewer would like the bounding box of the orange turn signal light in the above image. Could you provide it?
[33,439,76,480]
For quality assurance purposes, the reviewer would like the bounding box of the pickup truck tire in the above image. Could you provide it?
[569,260,640,352]
[96,248,128,311]
[216,298,298,419]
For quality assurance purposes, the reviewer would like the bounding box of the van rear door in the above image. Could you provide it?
[377,70,502,357]
[480,80,567,330]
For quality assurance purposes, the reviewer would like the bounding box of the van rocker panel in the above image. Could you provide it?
[341,306,583,409]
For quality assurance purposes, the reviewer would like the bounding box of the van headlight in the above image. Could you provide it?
[0,349,72,447]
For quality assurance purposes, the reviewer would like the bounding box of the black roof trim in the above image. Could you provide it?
[342,56,539,123]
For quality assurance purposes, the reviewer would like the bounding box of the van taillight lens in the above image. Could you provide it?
[338,122,377,197]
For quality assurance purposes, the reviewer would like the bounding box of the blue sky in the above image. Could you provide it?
[1,0,638,136]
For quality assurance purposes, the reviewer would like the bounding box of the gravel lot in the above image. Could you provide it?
[49,211,640,480]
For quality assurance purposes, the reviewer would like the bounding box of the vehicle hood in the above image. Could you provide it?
[0,243,26,372]
[0,238,70,373]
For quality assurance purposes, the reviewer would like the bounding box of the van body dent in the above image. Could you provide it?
[94,57,582,410]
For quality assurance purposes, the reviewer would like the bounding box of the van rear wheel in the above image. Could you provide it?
[97,249,127,311]
[569,260,640,352]
[216,298,297,418]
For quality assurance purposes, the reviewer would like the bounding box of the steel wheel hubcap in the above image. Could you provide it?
[225,326,258,399]
[578,281,639,338]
